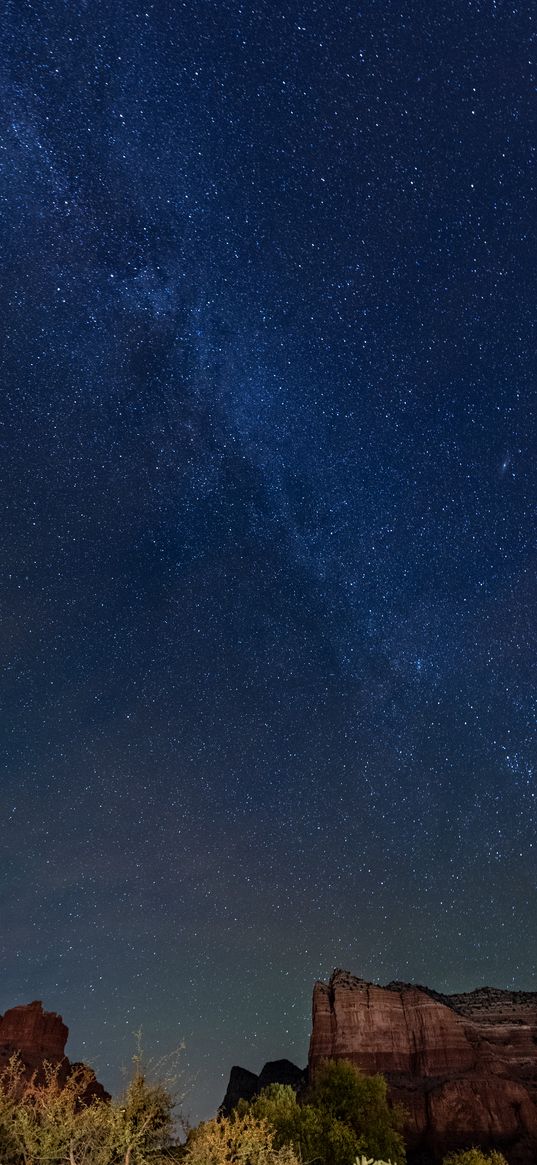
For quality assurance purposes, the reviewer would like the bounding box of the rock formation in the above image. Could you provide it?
[0,1000,107,1100]
[309,969,537,1163]
[220,1059,306,1115]
[0,1001,68,1069]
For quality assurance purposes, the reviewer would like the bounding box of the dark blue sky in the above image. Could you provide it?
[1,0,536,1122]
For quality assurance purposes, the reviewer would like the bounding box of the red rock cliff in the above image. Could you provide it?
[0,1001,67,1067]
[308,969,537,1163]
[0,1000,107,1100]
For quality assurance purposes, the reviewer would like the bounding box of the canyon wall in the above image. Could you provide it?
[309,969,537,1163]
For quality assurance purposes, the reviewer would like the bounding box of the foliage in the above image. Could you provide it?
[239,1061,405,1165]
[0,1056,111,1165]
[240,1084,355,1165]
[305,1061,405,1165]
[108,1064,178,1163]
[0,1049,183,1164]
[442,1151,509,1165]
[355,1157,396,1165]
[184,1110,301,1165]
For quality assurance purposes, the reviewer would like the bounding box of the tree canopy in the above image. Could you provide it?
[238,1060,406,1165]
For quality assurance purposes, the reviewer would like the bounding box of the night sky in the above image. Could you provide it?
[2,0,536,1123]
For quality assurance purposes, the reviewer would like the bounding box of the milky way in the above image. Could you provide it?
[2,0,536,1121]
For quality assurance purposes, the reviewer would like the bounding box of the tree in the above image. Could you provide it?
[307,1060,405,1165]
[305,1060,404,1164]
[241,1083,358,1165]
[0,1055,111,1165]
[0,1046,184,1164]
[109,1067,178,1163]
[184,1110,301,1165]
[239,1061,405,1165]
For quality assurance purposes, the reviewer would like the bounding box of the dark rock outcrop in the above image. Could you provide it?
[221,1066,259,1113]
[220,1058,306,1114]
[309,969,537,1163]
[0,1000,108,1100]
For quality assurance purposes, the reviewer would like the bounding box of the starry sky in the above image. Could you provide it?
[1,0,536,1124]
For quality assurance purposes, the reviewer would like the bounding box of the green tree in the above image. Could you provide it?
[109,1067,178,1163]
[241,1061,405,1165]
[241,1083,357,1165]
[305,1062,400,1160]
[306,1060,404,1164]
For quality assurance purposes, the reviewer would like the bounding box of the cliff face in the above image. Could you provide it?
[309,970,537,1163]
[0,1000,107,1100]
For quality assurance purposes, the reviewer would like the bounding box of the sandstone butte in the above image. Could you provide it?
[0,999,107,1100]
[309,969,537,1164]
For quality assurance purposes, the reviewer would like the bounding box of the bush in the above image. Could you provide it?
[0,1056,111,1165]
[355,1157,396,1165]
[184,1110,301,1165]
[0,1050,182,1164]
[442,1151,508,1165]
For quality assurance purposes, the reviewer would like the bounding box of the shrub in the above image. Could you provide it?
[355,1156,396,1165]
[184,1110,301,1165]
[0,1049,183,1164]
[442,1151,509,1165]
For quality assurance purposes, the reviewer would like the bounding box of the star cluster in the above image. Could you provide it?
[1,0,536,1122]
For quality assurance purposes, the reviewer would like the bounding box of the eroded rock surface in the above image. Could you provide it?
[309,969,537,1163]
